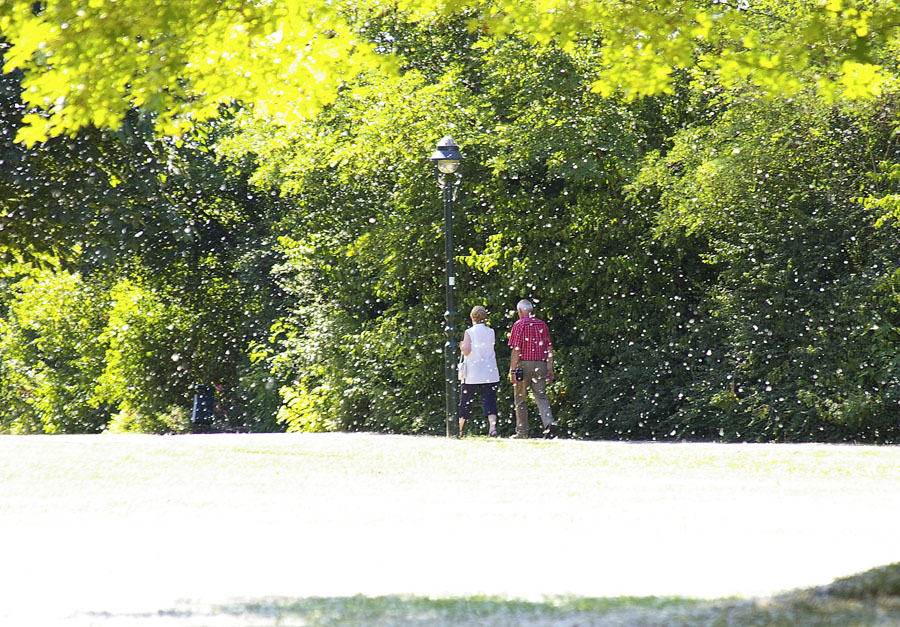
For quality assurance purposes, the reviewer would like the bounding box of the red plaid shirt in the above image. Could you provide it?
[508,315,553,361]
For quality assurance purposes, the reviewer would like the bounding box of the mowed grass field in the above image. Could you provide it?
[2,432,900,625]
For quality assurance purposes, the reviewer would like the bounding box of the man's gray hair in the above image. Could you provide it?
[516,299,533,312]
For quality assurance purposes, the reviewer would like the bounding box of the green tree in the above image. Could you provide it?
[6,0,900,443]
[217,16,694,435]
[233,9,900,442]
[2,1,897,143]
[1,58,290,432]
[1,56,231,269]
[633,88,900,442]
[0,268,111,433]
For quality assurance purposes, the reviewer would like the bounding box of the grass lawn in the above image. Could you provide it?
[1,432,900,625]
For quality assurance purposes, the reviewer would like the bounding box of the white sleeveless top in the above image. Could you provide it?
[463,323,500,384]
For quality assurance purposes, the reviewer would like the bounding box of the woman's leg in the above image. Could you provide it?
[458,383,475,437]
[482,383,499,436]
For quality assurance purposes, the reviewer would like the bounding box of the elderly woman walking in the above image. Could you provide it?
[458,305,501,437]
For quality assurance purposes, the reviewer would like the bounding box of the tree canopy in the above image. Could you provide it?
[2,0,899,144]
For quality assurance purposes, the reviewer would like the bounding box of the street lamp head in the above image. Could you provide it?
[430,136,463,174]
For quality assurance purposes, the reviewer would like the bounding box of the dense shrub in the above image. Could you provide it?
[0,269,111,433]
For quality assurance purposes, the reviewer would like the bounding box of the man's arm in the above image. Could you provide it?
[546,343,554,382]
[509,347,521,384]
[545,322,555,382]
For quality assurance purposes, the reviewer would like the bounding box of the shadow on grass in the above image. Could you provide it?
[212,595,699,626]
[80,596,680,627]
[83,564,900,626]
[208,564,900,626]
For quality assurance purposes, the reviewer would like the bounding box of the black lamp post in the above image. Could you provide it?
[430,136,464,437]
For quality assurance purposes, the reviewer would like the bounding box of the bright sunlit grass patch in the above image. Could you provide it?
[1,433,900,625]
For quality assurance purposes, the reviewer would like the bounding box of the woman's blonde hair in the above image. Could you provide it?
[470,305,489,323]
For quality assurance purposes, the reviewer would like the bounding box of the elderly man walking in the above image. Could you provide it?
[508,299,557,439]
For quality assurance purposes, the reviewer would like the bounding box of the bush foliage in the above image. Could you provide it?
[4,7,900,441]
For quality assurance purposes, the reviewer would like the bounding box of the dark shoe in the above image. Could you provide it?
[488,429,498,437]
[543,424,558,439]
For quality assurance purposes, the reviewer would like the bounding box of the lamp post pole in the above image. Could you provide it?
[442,176,458,438]
[431,137,464,437]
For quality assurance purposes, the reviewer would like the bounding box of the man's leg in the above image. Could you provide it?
[528,362,554,429]
[513,379,529,438]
